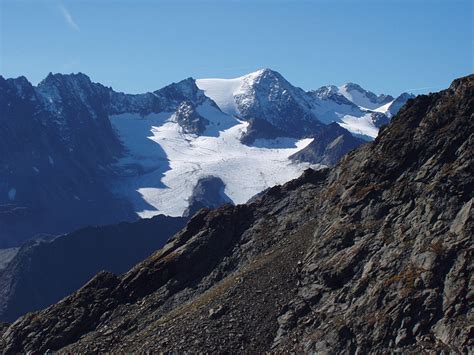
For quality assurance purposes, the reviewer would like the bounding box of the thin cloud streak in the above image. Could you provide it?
[60,3,79,31]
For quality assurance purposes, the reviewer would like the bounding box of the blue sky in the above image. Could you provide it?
[0,0,472,96]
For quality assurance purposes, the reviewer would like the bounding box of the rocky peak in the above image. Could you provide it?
[309,85,356,107]
[311,85,340,99]
[0,76,37,103]
[155,77,210,108]
[341,82,394,105]
[386,92,416,118]
[37,72,107,105]
[249,68,285,82]
[172,101,209,135]
[234,68,323,137]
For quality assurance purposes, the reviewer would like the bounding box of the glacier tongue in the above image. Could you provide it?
[110,107,318,218]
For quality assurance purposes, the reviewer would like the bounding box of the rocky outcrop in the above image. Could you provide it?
[340,82,394,108]
[172,101,209,135]
[290,122,366,166]
[183,176,232,217]
[240,118,289,144]
[1,75,472,353]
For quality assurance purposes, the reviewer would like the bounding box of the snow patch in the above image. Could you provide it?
[339,84,388,111]
[338,113,379,139]
[196,77,243,116]
[196,69,267,117]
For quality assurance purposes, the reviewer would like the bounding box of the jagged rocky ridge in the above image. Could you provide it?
[0,74,133,247]
[1,75,471,353]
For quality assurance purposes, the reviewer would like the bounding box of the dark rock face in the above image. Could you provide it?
[290,123,366,166]
[173,101,209,135]
[0,74,135,248]
[310,85,356,106]
[183,176,233,217]
[109,77,213,116]
[0,215,186,323]
[240,118,288,144]
[370,111,391,127]
[1,75,472,353]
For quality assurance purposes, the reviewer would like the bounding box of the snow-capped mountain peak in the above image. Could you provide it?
[339,82,394,110]
[197,68,324,137]
[195,68,276,116]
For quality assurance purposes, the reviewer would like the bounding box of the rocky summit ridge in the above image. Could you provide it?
[0,74,472,353]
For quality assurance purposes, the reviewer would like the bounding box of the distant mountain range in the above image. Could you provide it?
[0,69,414,247]
[0,214,186,323]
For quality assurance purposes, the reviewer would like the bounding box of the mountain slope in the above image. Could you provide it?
[0,74,135,247]
[290,122,366,166]
[1,75,471,353]
[0,215,186,322]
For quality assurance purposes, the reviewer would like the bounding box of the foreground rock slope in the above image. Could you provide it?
[1,75,472,353]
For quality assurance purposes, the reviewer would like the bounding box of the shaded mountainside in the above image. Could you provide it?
[0,74,134,247]
[0,74,216,247]
[0,75,472,353]
[290,122,366,166]
[0,215,186,323]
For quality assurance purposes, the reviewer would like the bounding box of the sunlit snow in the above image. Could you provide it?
[110,108,318,218]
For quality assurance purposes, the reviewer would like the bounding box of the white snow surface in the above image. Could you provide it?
[196,78,243,116]
[339,113,379,139]
[110,107,318,218]
[339,85,384,111]
[196,69,264,116]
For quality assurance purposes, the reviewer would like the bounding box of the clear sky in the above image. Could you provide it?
[0,0,472,96]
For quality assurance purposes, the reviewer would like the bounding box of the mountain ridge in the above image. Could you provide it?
[1,74,470,353]
[0,69,413,247]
